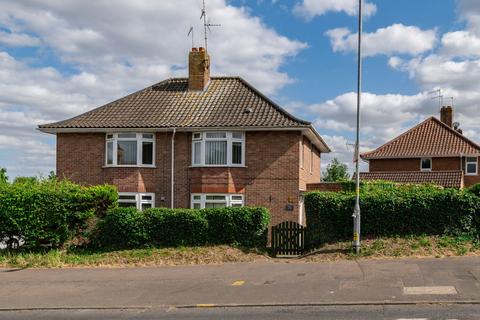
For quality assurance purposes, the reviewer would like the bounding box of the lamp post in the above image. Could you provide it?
[352,0,363,254]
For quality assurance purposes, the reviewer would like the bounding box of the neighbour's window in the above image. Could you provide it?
[191,194,244,209]
[118,192,155,210]
[420,158,432,171]
[191,132,244,166]
[466,157,478,175]
[106,133,155,166]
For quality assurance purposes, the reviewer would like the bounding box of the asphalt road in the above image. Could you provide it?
[1,304,480,320]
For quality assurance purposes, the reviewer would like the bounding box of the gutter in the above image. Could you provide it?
[171,128,176,209]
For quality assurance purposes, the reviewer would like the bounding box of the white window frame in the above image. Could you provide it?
[105,133,155,167]
[465,156,478,175]
[191,193,244,209]
[420,158,432,172]
[118,192,155,211]
[191,132,245,167]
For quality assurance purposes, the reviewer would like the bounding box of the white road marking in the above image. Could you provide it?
[403,286,457,295]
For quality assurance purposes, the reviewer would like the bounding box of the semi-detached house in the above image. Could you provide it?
[39,48,331,227]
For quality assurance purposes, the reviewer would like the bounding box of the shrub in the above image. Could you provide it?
[96,206,271,249]
[468,183,480,198]
[96,207,149,248]
[305,185,480,246]
[203,207,270,247]
[0,180,117,250]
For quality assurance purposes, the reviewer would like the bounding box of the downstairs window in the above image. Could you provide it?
[191,194,244,209]
[118,192,155,211]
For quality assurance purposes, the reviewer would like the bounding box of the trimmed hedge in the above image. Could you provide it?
[96,207,270,248]
[305,185,480,246]
[0,180,117,249]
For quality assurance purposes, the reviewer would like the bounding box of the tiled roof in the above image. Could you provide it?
[361,117,480,159]
[360,171,464,188]
[39,77,309,129]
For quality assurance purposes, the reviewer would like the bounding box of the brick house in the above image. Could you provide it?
[360,106,480,188]
[38,47,330,226]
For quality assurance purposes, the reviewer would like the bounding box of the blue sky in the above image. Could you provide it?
[0,0,479,178]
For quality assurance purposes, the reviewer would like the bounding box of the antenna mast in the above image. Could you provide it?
[429,89,443,109]
[187,26,194,48]
[200,0,220,52]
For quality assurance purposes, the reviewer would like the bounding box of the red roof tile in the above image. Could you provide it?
[361,117,480,159]
[360,171,464,188]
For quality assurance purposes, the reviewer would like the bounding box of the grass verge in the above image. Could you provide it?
[303,235,480,262]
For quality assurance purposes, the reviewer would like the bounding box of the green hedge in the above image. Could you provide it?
[305,185,480,246]
[0,180,117,249]
[96,207,270,248]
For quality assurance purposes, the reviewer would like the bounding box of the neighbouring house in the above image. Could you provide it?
[360,106,480,188]
[38,47,331,227]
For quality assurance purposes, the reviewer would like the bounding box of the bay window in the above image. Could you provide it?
[118,192,155,210]
[191,194,244,209]
[466,157,478,175]
[106,133,155,167]
[192,132,245,166]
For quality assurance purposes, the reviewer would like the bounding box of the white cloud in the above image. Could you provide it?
[325,24,437,57]
[0,30,40,47]
[440,31,480,58]
[294,0,377,20]
[0,0,307,178]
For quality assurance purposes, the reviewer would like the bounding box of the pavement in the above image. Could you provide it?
[1,256,480,318]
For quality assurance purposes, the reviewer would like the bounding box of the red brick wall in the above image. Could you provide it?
[299,136,321,191]
[464,156,480,187]
[306,182,343,192]
[369,157,462,172]
[56,131,304,226]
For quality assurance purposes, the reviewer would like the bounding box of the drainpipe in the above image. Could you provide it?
[171,128,176,209]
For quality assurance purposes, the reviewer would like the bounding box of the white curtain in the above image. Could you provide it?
[205,141,227,165]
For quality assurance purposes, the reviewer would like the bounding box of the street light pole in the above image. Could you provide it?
[352,0,363,254]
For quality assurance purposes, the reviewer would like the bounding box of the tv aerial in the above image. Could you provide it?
[200,0,221,52]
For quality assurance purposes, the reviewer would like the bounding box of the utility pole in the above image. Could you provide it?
[352,0,363,254]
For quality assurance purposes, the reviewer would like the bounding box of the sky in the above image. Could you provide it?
[0,0,479,178]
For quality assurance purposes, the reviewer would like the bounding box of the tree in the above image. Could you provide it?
[0,167,8,184]
[322,158,350,182]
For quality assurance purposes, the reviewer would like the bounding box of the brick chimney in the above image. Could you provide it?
[188,47,210,91]
[440,106,453,127]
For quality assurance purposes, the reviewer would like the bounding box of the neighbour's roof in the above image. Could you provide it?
[359,171,464,188]
[39,77,309,129]
[361,117,480,159]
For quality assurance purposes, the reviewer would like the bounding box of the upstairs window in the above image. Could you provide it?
[466,157,478,175]
[106,133,155,167]
[420,158,432,171]
[192,132,244,166]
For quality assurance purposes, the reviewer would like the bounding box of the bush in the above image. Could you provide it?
[0,180,117,250]
[468,183,480,198]
[96,206,271,249]
[305,185,480,246]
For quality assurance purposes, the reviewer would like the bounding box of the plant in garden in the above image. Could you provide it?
[322,158,350,182]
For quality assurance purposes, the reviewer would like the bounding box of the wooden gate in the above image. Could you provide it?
[271,221,307,256]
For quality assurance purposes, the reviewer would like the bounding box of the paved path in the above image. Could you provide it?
[1,257,480,310]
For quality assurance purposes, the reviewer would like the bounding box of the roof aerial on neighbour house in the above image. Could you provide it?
[38,76,331,152]
[361,117,480,159]
[360,171,464,188]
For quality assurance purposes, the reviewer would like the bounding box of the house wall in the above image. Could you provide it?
[464,156,480,187]
[56,131,305,227]
[299,136,322,191]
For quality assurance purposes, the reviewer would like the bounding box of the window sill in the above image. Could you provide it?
[465,173,478,176]
[189,165,248,168]
[103,165,157,169]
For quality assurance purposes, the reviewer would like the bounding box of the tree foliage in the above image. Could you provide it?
[322,158,350,182]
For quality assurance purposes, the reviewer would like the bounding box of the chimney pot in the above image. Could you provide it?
[440,105,453,128]
[191,47,198,52]
[199,47,205,52]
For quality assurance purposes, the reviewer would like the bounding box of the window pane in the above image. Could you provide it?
[206,132,226,139]
[142,195,152,200]
[231,203,242,207]
[107,141,113,165]
[106,134,113,139]
[119,202,137,208]
[231,195,243,201]
[421,158,431,169]
[141,203,152,211]
[193,195,201,200]
[193,203,201,209]
[206,195,227,201]
[193,141,201,165]
[467,163,477,173]
[142,141,153,165]
[118,133,136,138]
[232,142,242,164]
[193,133,201,140]
[205,202,227,208]
[119,195,136,200]
[142,133,153,139]
[232,132,243,139]
[117,140,137,165]
[205,141,227,165]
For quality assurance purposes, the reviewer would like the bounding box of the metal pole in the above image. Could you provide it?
[352,0,363,254]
